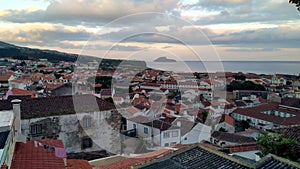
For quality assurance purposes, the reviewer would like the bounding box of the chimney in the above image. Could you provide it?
[11,99,26,143]
[177,121,181,127]
[12,99,21,134]
[63,158,67,167]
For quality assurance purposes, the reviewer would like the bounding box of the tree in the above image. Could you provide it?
[227,80,265,91]
[87,76,112,88]
[37,64,46,68]
[202,110,209,123]
[20,61,26,66]
[104,97,114,104]
[54,72,62,79]
[240,120,250,130]
[219,127,228,132]
[290,0,300,11]
[258,131,299,161]
[233,75,246,81]
[167,92,176,99]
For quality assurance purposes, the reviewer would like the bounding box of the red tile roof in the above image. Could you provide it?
[96,157,151,169]
[11,88,36,97]
[127,106,141,115]
[0,75,11,81]
[10,79,32,84]
[234,103,300,126]
[204,79,220,85]
[44,83,64,90]
[258,97,267,103]
[11,140,65,169]
[1,164,7,169]
[66,159,93,169]
[223,142,259,153]
[220,114,235,126]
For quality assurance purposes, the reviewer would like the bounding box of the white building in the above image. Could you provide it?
[127,116,182,147]
[232,103,300,129]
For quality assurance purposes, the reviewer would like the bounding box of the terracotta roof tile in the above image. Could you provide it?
[234,103,300,126]
[11,140,65,169]
[95,148,172,169]
[96,157,151,169]
[11,88,36,96]
[0,164,7,169]
[219,114,235,126]
[0,75,11,81]
[222,142,260,153]
[66,159,93,169]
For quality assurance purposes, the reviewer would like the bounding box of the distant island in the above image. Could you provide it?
[154,57,176,62]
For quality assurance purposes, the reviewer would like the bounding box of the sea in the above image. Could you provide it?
[146,61,300,75]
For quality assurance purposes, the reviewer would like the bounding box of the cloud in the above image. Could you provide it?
[0,0,299,61]
[57,40,147,52]
[181,0,299,25]
[0,0,179,25]
[97,22,300,49]
[98,24,215,46]
[226,47,281,53]
[211,27,300,48]
[0,24,93,46]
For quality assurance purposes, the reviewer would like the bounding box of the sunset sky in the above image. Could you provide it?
[0,0,299,61]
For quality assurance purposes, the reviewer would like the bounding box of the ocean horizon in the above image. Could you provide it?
[146,61,300,75]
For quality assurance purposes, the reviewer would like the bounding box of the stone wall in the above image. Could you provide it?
[21,110,122,154]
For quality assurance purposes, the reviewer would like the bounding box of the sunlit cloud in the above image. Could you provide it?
[0,0,299,61]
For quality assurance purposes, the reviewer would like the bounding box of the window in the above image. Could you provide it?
[31,124,42,134]
[172,131,178,137]
[164,143,169,147]
[133,124,136,129]
[82,116,91,128]
[82,137,92,149]
[144,127,148,134]
[163,131,170,138]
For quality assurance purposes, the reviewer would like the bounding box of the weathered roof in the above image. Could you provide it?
[234,103,300,126]
[235,100,247,107]
[258,158,296,169]
[255,155,300,169]
[170,117,194,136]
[0,95,115,119]
[281,98,300,108]
[100,89,112,96]
[128,115,152,123]
[138,145,250,169]
[134,144,300,169]
[142,116,177,131]
[212,131,256,143]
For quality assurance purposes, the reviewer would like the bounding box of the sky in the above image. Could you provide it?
[0,0,300,61]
